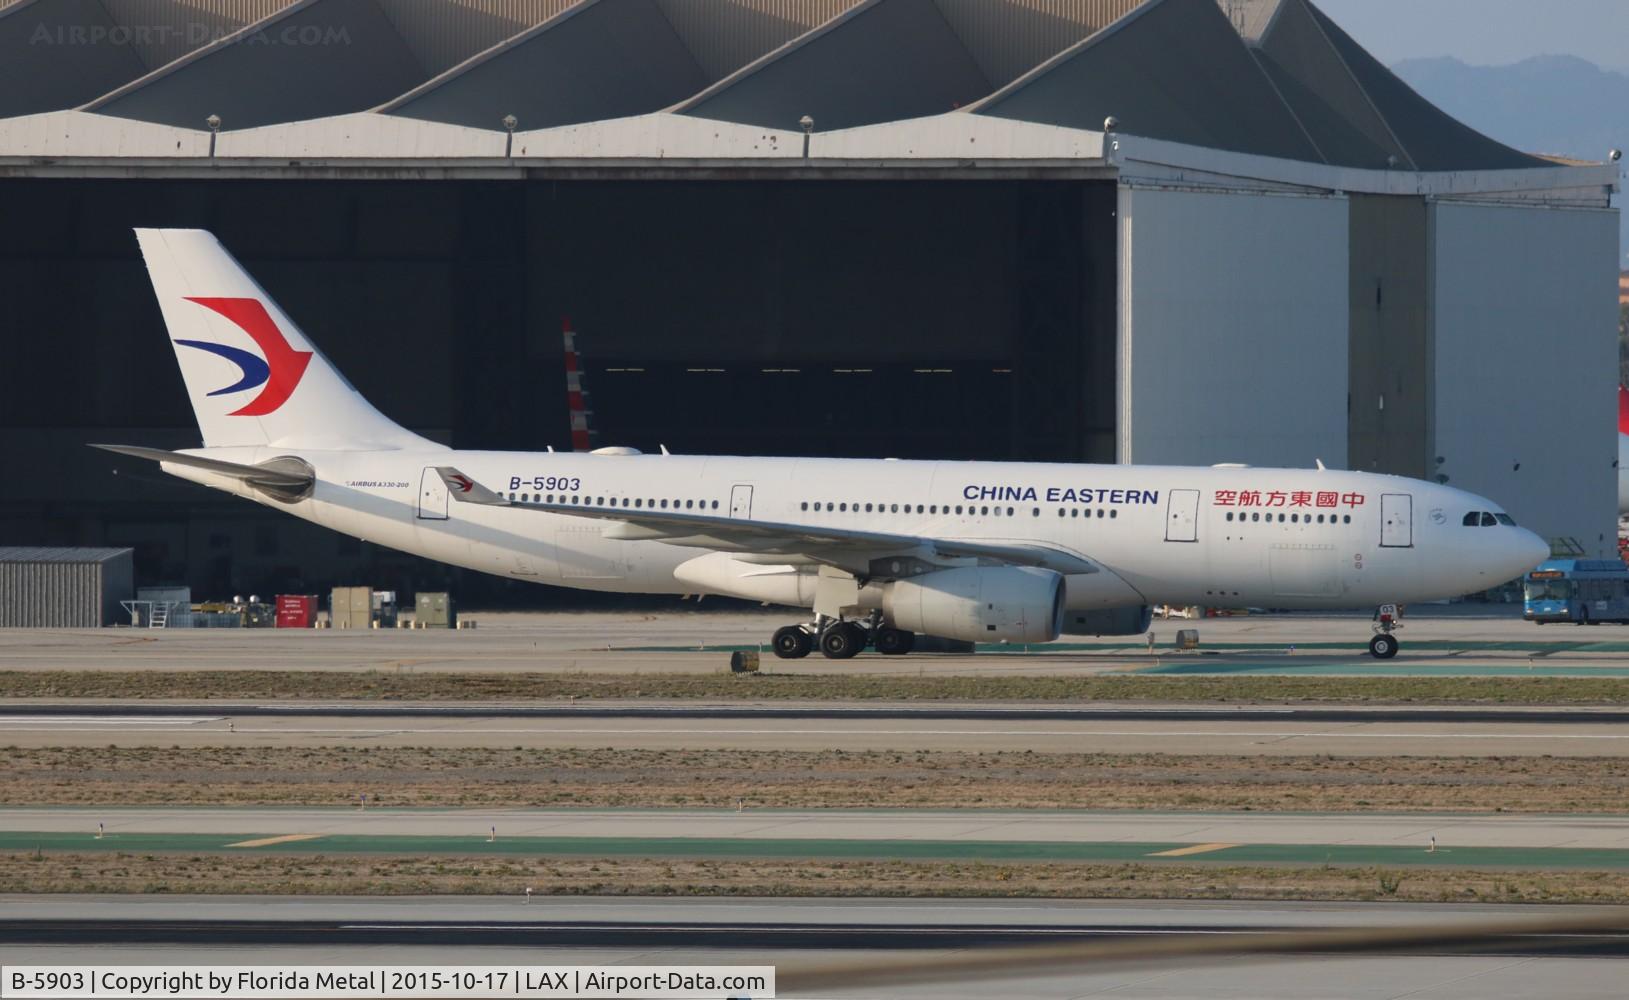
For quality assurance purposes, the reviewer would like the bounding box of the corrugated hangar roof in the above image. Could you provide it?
[87,0,431,131]
[0,0,293,118]
[0,0,1596,182]
[385,0,710,132]
[675,0,995,132]
[1298,0,1543,170]
[0,547,133,564]
[972,0,1321,162]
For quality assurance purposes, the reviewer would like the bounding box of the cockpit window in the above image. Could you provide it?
[1495,513,1516,526]
[1462,512,1480,526]
[1480,512,1498,527]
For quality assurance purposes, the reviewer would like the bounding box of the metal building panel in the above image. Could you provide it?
[1346,194,1429,480]
[378,0,575,77]
[934,0,1140,88]
[0,547,131,627]
[810,110,1104,159]
[1429,201,1619,548]
[0,110,212,156]
[655,0,859,82]
[510,110,799,158]
[1117,184,1349,468]
[216,111,507,156]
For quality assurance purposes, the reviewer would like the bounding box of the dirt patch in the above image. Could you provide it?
[5,746,1626,813]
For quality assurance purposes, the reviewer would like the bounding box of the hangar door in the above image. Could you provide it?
[1165,489,1199,542]
[1380,493,1412,548]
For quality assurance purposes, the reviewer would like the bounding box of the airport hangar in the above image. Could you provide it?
[0,0,1619,601]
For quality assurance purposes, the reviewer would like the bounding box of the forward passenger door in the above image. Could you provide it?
[1380,493,1413,548]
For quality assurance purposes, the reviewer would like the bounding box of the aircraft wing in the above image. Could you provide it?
[434,467,1096,577]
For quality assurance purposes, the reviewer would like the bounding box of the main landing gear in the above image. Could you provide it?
[1368,603,1402,659]
[770,615,917,660]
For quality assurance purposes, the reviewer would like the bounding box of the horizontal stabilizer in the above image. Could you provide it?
[91,444,314,498]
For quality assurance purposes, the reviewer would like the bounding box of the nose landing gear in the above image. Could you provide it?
[1369,603,1402,659]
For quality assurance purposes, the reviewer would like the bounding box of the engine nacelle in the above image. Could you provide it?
[884,566,1065,644]
[1061,605,1153,637]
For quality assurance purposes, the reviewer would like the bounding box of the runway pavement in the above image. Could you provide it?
[7,807,1629,855]
[4,708,1627,756]
[3,608,1627,676]
[3,897,1627,999]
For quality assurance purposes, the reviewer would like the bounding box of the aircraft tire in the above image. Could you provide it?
[874,627,915,655]
[772,625,812,659]
[1368,634,1398,659]
[820,622,866,660]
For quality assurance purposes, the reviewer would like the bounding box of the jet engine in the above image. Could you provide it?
[1061,605,1153,637]
[884,566,1065,644]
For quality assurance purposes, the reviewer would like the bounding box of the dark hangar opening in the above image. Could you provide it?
[0,176,1118,601]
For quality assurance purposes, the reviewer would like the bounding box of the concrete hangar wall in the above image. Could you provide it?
[0,0,1620,600]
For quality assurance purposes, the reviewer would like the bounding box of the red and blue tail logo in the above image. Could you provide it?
[174,297,312,416]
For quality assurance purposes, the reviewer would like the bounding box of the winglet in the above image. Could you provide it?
[434,467,508,505]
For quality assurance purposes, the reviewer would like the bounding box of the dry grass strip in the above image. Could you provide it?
[3,670,1629,704]
[5,746,1627,813]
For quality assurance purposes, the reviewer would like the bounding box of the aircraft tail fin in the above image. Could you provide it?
[135,228,437,451]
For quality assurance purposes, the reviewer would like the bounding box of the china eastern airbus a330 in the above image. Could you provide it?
[98,229,1548,660]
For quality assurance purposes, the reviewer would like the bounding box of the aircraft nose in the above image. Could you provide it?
[1513,528,1549,575]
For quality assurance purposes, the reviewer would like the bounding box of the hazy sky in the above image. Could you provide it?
[1315,0,1629,71]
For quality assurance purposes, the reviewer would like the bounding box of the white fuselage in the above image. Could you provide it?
[166,449,1548,613]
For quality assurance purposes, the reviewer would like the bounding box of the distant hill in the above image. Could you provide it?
[1391,54,1626,255]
